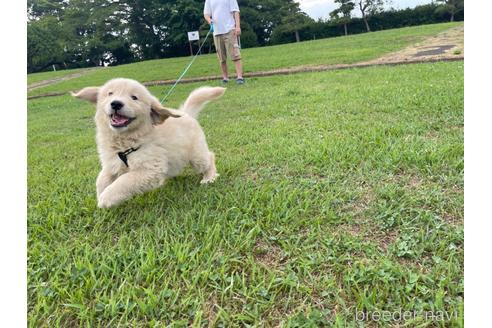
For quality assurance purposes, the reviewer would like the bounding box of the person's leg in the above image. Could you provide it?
[228,31,243,82]
[233,59,243,79]
[214,34,229,81]
[220,62,229,81]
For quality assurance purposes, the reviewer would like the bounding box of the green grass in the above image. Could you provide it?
[27,22,461,97]
[28,61,464,327]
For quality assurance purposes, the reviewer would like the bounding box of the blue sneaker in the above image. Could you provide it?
[236,78,245,85]
[222,79,229,84]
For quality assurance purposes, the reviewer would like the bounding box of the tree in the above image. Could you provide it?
[279,2,313,42]
[239,0,292,46]
[60,0,132,67]
[167,0,208,56]
[121,0,207,59]
[330,0,355,36]
[27,17,65,72]
[357,0,385,32]
[435,0,464,22]
[269,1,313,43]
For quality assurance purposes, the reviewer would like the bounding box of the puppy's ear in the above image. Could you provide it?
[150,96,182,125]
[71,87,100,103]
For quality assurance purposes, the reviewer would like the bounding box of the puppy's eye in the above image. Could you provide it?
[108,92,113,96]
[131,95,138,100]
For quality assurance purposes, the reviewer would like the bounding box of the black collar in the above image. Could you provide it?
[117,146,140,167]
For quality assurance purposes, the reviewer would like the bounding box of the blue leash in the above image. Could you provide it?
[160,26,213,104]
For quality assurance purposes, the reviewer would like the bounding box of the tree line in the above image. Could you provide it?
[329,0,463,34]
[273,0,464,44]
[27,0,464,73]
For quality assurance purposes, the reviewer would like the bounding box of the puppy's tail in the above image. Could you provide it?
[181,87,226,119]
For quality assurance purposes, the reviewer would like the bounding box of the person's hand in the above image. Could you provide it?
[235,27,241,36]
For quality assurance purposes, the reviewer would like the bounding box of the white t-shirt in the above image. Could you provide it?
[204,0,240,36]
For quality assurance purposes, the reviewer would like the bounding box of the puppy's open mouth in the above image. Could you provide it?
[110,113,135,128]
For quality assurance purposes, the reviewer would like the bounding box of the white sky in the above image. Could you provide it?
[296,0,434,20]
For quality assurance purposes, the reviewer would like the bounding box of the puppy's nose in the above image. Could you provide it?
[111,100,124,111]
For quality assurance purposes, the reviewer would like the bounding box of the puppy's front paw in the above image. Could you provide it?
[200,173,219,184]
[98,191,117,208]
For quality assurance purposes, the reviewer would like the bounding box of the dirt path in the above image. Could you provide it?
[27,67,103,92]
[364,25,464,64]
[28,26,464,100]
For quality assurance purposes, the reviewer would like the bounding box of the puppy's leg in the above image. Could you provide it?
[201,152,219,184]
[97,171,165,208]
[192,151,219,184]
[96,169,116,198]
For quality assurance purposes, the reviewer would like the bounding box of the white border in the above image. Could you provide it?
[464,1,491,327]
[0,0,27,326]
[4,0,482,326]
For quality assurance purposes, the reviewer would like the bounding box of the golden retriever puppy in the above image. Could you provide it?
[72,78,225,208]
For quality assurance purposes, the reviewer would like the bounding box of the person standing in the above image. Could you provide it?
[204,0,244,84]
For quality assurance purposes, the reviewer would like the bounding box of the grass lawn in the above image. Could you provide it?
[28,61,463,327]
[27,22,461,98]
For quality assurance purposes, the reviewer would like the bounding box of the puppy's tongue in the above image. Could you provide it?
[111,113,129,126]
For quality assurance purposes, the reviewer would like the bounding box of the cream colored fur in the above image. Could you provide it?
[72,78,225,208]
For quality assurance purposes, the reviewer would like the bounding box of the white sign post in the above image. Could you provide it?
[187,31,200,56]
